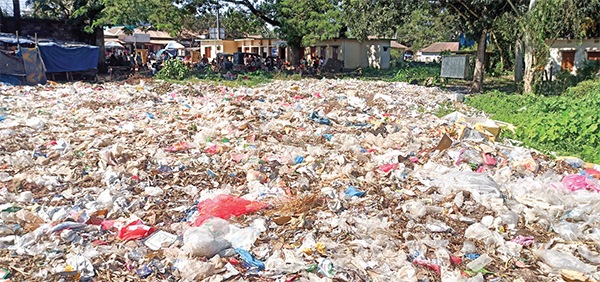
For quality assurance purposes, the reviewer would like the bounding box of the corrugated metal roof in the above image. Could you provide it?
[391,41,407,49]
[421,42,459,53]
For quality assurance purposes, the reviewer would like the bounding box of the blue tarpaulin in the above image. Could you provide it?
[38,43,99,72]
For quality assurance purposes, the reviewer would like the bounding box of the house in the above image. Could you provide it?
[391,41,408,61]
[195,36,287,61]
[416,42,459,62]
[301,37,392,70]
[545,38,600,75]
[104,27,203,53]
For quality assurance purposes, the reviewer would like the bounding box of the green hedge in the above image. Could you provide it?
[467,79,600,163]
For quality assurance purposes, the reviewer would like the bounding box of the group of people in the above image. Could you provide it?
[300,56,325,72]
[106,51,152,69]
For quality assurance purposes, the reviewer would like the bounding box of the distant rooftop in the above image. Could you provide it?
[421,42,459,53]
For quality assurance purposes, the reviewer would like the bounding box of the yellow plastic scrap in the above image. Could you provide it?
[316,242,327,255]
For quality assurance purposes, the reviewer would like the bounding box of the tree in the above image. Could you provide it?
[394,7,460,51]
[436,0,528,93]
[518,0,600,92]
[99,0,342,65]
[28,0,106,70]
[219,0,343,64]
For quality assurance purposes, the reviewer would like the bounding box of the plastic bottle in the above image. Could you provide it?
[466,254,492,271]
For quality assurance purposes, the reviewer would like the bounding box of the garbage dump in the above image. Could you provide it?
[0,78,599,281]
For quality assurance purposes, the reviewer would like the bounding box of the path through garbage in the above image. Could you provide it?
[0,79,599,281]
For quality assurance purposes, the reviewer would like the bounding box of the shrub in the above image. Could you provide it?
[468,80,600,163]
[156,59,191,80]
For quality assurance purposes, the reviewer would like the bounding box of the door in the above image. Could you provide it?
[205,47,212,59]
[310,47,316,60]
[561,51,575,72]
[320,47,326,59]
[332,46,339,60]
[279,47,286,60]
[588,51,600,61]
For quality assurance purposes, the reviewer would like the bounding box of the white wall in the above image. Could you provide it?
[546,39,600,76]
[417,52,441,62]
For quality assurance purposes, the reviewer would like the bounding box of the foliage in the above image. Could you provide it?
[390,49,403,61]
[392,63,441,86]
[28,0,104,33]
[395,6,460,50]
[534,60,600,95]
[156,59,191,80]
[468,79,600,163]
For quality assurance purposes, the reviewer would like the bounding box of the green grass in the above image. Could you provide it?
[467,79,600,163]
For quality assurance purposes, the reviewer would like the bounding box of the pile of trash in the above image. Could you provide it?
[0,78,599,281]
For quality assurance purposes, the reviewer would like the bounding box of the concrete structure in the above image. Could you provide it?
[416,42,459,62]
[545,38,600,76]
[302,37,392,70]
[195,37,286,60]
[104,27,203,53]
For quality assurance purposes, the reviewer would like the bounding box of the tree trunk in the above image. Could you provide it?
[523,0,536,93]
[523,37,535,93]
[471,29,487,93]
[514,35,523,83]
[0,6,4,33]
[289,45,301,66]
[95,27,106,73]
[491,32,504,72]
[12,0,20,33]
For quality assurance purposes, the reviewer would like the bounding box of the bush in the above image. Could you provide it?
[156,59,191,80]
[392,63,441,86]
[534,60,600,96]
[468,79,600,163]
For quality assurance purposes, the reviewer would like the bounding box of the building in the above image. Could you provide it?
[416,42,459,62]
[391,41,408,61]
[195,36,286,61]
[104,27,203,53]
[545,38,600,75]
[301,37,392,70]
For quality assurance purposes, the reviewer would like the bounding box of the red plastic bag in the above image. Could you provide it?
[193,195,268,226]
[377,163,398,173]
[117,219,156,241]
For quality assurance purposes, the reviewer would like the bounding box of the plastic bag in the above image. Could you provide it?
[309,111,331,125]
[192,195,268,226]
[235,248,264,269]
[183,226,231,257]
[536,249,596,273]
[117,219,156,241]
[562,174,600,192]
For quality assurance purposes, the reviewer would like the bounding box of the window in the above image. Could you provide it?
[238,47,242,53]
[383,47,389,52]
[320,47,326,59]
[251,47,259,54]
[217,45,221,51]
[588,51,600,61]
[332,46,339,60]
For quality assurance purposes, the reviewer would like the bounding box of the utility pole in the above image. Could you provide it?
[13,0,21,33]
[216,0,220,39]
